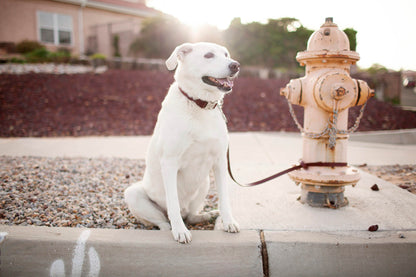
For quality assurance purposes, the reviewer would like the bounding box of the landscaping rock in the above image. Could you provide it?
[1,69,416,137]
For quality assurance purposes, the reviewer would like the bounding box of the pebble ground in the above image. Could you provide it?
[359,164,416,194]
[0,156,218,230]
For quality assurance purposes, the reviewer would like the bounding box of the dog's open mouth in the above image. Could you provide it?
[202,76,234,92]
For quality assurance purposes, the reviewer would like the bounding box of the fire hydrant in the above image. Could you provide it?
[280,18,374,208]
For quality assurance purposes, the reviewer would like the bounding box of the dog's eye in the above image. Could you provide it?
[204,52,215,59]
[225,53,229,57]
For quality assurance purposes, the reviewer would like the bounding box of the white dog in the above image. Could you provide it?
[124,42,240,243]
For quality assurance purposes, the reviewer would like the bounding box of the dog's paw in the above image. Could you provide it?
[187,210,219,224]
[223,219,240,233]
[171,225,192,244]
[208,210,220,218]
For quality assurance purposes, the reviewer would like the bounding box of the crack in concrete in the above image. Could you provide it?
[259,230,269,277]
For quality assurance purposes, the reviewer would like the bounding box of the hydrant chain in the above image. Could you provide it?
[286,98,331,139]
[286,97,305,133]
[328,111,338,149]
[286,97,368,144]
[337,101,368,134]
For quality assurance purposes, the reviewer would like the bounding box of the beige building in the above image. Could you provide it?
[0,0,159,58]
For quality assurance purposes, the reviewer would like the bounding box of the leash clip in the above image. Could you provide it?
[300,160,309,170]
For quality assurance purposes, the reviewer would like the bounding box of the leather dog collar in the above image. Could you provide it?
[179,87,218,110]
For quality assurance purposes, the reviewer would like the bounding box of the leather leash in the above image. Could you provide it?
[227,147,348,187]
[178,87,348,187]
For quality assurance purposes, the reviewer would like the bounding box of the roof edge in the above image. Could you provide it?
[51,0,159,17]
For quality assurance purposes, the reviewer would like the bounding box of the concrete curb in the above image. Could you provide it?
[265,230,416,277]
[0,226,263,277]
[1,226,416,276]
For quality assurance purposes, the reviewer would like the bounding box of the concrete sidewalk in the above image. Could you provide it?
[1,129,415,162]
[1,131,416,276]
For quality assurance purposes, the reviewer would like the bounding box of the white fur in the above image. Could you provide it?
[124,42,240,243]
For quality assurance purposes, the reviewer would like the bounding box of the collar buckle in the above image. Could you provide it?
[205,101,218,110]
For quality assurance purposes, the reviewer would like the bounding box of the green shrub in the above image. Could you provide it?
[90,53,106,60]
[14,43,73,63]
[50,50,71,63]
[24,48,51,63]
[113,35,121,58]
[57,47,71,55]
[90,53,106,67]
[9,57,26,64]
[16,40,44,54]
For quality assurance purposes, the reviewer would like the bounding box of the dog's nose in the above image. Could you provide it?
[229,62,240,74]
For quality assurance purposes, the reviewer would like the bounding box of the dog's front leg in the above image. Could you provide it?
[214,156,240,233]
[160,158,192,243]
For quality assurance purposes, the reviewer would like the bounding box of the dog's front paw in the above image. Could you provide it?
[223,219,240,233]
[171,225,192,244]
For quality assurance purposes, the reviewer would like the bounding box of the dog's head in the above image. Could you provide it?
[166,42,240,98]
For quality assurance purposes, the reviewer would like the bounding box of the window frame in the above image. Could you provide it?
[37,11,73,46]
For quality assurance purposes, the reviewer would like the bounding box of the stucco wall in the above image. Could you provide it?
[0,0,151,57]
[82,7,143,57]
[0,0,80,53]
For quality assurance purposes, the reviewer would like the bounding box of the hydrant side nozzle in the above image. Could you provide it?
[354,79,374,106]
[282,78,304,105]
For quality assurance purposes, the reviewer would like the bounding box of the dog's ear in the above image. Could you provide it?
[165,43,193,71]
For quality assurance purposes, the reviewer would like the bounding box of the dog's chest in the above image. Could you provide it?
[185,110,227,157]
[181,115,226,169]
[181,133,223,170]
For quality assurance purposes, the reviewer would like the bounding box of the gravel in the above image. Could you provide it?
[0,156,218,230]
[1,156,413,231]
[1,69,416,137]
[358,164,416,194]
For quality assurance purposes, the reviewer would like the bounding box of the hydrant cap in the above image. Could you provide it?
[308,17,349,51]
[297,17,360,63]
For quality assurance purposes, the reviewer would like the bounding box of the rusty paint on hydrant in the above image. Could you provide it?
[280,17,374,208]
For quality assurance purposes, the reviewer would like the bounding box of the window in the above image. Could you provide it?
[38,11,73,45]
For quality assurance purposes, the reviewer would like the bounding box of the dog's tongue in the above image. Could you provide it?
[218,78,234,89]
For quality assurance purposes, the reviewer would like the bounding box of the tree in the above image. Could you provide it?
[130,15,189,58]
[343,28,357,51]
[129,16,359,73]
[223,17,313,70]
[223,18,267,66]
[130,15,224,59]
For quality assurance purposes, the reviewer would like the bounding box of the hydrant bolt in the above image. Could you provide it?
[333,86,348,100]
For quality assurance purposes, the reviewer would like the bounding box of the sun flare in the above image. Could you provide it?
[146,0,416,70]
[147,0,235,30]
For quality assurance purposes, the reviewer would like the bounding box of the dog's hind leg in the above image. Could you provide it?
[187,210,219,224]
[124,183,171,231]
[186,178,219,224]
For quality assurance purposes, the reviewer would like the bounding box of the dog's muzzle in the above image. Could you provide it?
[229,62,240,76]
[202,62,240,92]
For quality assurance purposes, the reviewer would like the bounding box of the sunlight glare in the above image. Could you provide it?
[147,0,235,29]
[147,0,416,70]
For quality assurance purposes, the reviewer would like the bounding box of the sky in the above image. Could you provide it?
[147,0,416,71]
